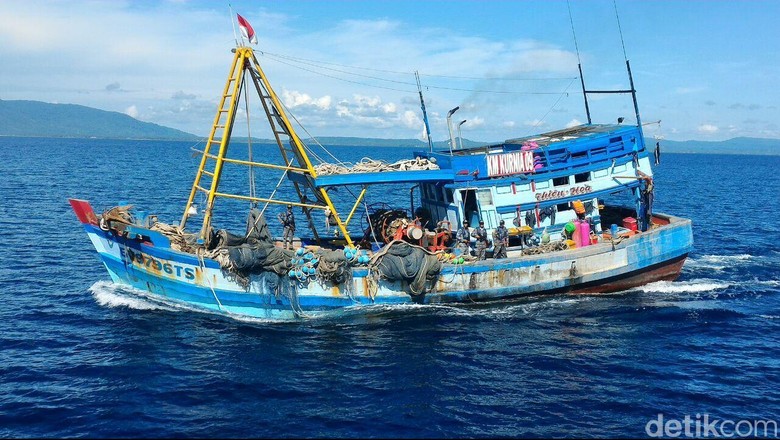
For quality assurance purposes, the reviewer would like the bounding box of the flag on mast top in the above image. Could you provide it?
[236,14,258,44]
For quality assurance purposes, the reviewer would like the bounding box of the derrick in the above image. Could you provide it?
[179,46,354,246]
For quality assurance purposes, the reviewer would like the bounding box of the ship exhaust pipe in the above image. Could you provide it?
[446,106,460,156]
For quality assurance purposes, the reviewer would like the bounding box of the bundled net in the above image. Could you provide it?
[368,240,442,296]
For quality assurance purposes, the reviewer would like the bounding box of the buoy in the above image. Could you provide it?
[541,227,550,244]
[572,221,582,247]
[296,248,305,256]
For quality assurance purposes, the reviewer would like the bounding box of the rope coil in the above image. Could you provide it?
[314,157,439,176]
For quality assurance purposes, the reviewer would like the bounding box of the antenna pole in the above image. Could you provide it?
[229,4,241,47]
[626,59,642,130]
[568,0,590,125]
[416,71,434,153]
[577,63,592,124]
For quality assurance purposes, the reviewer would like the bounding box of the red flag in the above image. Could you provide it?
[237,14,258,44]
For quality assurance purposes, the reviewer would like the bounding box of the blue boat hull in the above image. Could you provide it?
[77,207,693,321]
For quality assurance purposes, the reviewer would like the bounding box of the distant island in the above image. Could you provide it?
[1,99,778,155]
[0,99,197,140]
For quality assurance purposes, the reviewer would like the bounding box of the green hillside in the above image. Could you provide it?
[2,99,779,154]
[0,99,198,140]
[662,137,780,155]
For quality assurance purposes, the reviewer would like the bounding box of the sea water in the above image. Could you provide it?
[1,137,779,438]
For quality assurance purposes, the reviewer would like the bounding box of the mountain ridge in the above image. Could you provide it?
[1,99,778,154]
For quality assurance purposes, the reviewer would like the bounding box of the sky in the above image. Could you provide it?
[1,0,778,143]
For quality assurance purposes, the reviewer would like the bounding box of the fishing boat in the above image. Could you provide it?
[69,20,693,320]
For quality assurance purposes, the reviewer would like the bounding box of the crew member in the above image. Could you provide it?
[636,170,654,232]
[471,220,489,260]
[278,204,296,250]
[455,220,472,256]
[492,220,509,259]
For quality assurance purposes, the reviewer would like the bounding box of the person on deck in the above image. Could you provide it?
[278,204,296,250]
[492,220,509,259]
[471,220,489,260]
[636,170,654,232]
[654,141,661,165]
[455,220,472,257]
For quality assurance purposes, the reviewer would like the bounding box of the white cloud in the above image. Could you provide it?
[282,89,332,110]
[402,110,422,129]
[465,116,484,128]
[524,119,548,129]
[674,86,706,95]
[125,105,138,118]
[566,118,583,128]
[697,124,719,134]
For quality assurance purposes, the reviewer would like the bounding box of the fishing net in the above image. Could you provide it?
[369,241,442,296]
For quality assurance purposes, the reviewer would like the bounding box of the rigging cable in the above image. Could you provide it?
[567,0,583,66]
[263,52,572,95]
[524,77,577,136]
[242,75,257,207]
[613,0,629,62]
[263,50,577,81]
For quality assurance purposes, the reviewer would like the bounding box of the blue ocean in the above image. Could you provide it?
[1,137,779,438]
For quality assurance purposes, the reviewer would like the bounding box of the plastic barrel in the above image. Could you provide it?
[578,219,590,247]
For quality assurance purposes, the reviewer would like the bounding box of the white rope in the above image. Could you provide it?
[197,249,224,311]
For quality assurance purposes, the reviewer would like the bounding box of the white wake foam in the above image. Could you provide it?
[636,279,731,294]
[89,281,173,311]
[684,254,753,271]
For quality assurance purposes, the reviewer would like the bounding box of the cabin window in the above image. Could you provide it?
[574,172,591,183]
[444,189,453,204]
[571,151,588,161]
[516,183,530,192]
[435,186,444,202]
[496,186,512,195]
[609,136,623,144]
[612,164,627,174]
[557,203,570,212]
[553,176,569,187]
[593,169,609,178]
[535,180,550,190]
[477,189,493,206]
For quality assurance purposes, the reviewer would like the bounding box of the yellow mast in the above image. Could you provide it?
[179,46,354,246]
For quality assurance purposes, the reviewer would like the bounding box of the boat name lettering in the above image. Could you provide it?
[487,151,536,177]
[126,248,195,280]
[535,184,593,202]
